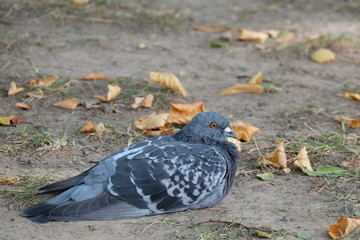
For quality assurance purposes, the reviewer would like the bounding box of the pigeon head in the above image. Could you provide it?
[176,112,237,142]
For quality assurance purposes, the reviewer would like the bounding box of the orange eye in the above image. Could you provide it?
[210,122,217,128]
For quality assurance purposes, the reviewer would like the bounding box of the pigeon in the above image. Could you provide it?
[21,112,240,223]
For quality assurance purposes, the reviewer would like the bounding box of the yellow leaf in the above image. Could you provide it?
[345,92,360,102]
[80,73,107,80]
[15,102,31,110]
[294,147,313,171]
[257,140,288,169]
[226,137,241,152]
[133,112,170,131]
[27,89,45,99]
[328,217,360,239]
[71,0,90,7]
[219,84,264,95]
[80,120,96,133]
[29,76,59,88]
[167,102,206,125]
[230,121,260,142]
[192,26,230,33]
[92,84,121,103]
[238,28,269,44]
[53,98,80,110]
[0,116,13,125]
[149,72,187,97]
[248,72,262,85]
[311,48,336,63]
[334,116,360,129]
[8,81,24,97]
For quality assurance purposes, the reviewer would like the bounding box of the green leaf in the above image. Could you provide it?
[256,231,272,238]
[294,232,311,239]
[257,172,275,181]
[316,166,349,174]
[300,166,317,176]
[210,41,225,48]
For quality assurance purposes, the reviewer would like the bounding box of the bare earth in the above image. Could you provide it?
[1,1,359,239]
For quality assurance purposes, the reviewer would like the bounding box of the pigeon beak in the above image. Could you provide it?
[224,127,238,139]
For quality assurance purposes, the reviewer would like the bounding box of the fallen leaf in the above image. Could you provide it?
[238,28,269,44]
[192,26,230,33]
[334,116,360,129]
[310,48,336,63]
[10,116,24,125]
[230,121,260,142]
[27,89,45,99]
[149,72,187,97]
[226,137,242,152]
[294,147,313,171]
[8,81,24,97]
[92,84,121,103]
[94,122,106,137]
[80,73,107,80]
[345,92,360,102]
[54,98,80,110]
[0,116,13,125]
[210,41,225,48]
[219,84,264,95]
[29,76,59,88]
[258,140,288,169]
[15,102,31,110]
[248,72,262,85]
[131,94,154,109]
[257,172,275,181]
[262,29,279,38]
[80,120,96,133]
[146,127,174,137]
[0,176,18,184]
[328,217,360,239]
[220,31,233,41]
[131,97,144,109]
[71,0,89,7]
[133,112,170,131]
[167,102,206,125]
[276,32,296,44]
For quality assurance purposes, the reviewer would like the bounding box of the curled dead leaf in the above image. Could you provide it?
[238,28,269,44]
[328,217,360,240]
[167,102,206,125]
[15,102,31,110]
[219,84,264,95]
[8,81,24,97]
[131,94,154,109]
[80,120,96,133]
[262,29,279,38]
[27,89,45,99]
[80,73,107,80]
[92,85,121,103]
[334,116,360,129]
[10,116,24,125]
[230,121,260,142]
[146,127,175,137]
[294,147,313,171]
[192,26,230,33]
[226,137,241,152]
[149,72,187,97]
[54,98,80,110]
[248,72,262,85]
[94,122,106,137]
[345,92,360,102]
[257,140,288,169]
[133,112,170,131]
[311,48,336,63]
[29,76,59,88]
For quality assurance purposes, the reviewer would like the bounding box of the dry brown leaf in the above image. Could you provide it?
[311,48,336,63]
[294,147,313,171]
[15,102,31,110]
[328,217,360,239]
[219,84,264,95]
[133,112,170,131]
[276,32,296,44]
[262,29,279,38]
[226,137,241,152]
[0,176,17,184]
[27,89,45,99]
[238,28,269,44]
[257,140,288,169]
[149,72,187,97]
[146,127,174,137]
[230,121,260,142]
[94,122,106,137]
[92,84,121,103]
[54,98,80,110]
[131,94,154,109]
[131,97,144,109]
[29,76,59,88]
[80,73,107,80]
[10,116,24,125]
[192,26,230,33]
[334,116,360,129]
[0,116,13,125]
[248,72,263,85]
[345,92,360,102]
[80,120,96,133]
[167,102,206,125]
[71,0,90,7]
[8,81,24,97]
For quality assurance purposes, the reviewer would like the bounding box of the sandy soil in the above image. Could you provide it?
[1,0,359,239]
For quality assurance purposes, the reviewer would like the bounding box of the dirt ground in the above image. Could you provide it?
[0,0,359,239]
